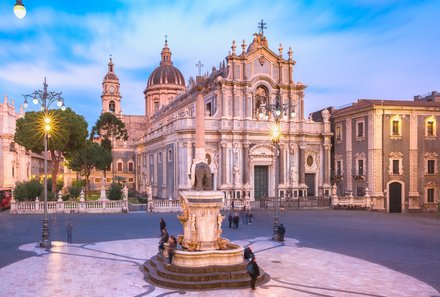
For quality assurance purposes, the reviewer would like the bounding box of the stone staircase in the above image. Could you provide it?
[142,253,268,289]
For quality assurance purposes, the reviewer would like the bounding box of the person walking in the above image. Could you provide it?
[66,222,73,244]
[228,213,233,228]
[160,217,166,235]
[278,223,286,241]
[247,255,260,290]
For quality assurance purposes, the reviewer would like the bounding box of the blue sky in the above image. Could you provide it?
[1,0,439,128]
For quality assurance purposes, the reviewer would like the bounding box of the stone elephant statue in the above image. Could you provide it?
[194,162,212,191]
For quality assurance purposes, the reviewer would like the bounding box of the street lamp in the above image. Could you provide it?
[14,0,26,19]
[23,77,66,248]
[258,94,295,241]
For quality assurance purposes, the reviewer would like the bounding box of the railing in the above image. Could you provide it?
[332,196,369,210]
[259,196,331,209]
[10,199,128,214]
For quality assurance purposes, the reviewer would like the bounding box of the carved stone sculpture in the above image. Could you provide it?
[194,162,212,191]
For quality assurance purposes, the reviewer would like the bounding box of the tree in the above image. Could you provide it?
[15,108,88,193]
[89,112,128,179]
[65,140,112,195]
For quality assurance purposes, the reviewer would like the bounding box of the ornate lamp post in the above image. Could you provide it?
[13,0,26,19]
[23,77,66,248]
[258,95,295,241]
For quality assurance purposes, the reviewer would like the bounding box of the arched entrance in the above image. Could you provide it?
[389,182,402,213]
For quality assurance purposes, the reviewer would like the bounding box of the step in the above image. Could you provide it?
[143,258,268,290]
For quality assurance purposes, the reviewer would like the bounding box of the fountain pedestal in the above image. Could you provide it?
[175,190,243,267]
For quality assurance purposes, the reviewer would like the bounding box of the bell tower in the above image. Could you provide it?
[101,56,122,115]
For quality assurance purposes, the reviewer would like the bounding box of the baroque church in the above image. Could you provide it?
[77,28,332,203]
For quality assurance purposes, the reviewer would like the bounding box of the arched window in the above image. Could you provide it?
[9,142,16,152]
[109,101,115,112]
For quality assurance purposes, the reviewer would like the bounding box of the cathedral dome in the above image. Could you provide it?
[147,40,185,87]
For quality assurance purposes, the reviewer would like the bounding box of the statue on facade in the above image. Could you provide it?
[290,166,297,184]
[321,108,330,123]
[233,163,241,185]
[146,184,152,200]
[332,183,337,196]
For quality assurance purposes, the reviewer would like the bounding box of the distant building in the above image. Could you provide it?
[331,96,440,212]
[0,96,50,194]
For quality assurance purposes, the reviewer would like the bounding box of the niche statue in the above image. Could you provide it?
[194,162,212,191]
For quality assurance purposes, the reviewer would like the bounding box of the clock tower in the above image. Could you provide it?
[102,57,122,115]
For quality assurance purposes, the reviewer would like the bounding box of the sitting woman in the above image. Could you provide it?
[158,228,169,253]
[166,235,177,266]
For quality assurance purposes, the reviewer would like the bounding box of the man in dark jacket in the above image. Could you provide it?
[247,255,260,290]
[278,223,286,241]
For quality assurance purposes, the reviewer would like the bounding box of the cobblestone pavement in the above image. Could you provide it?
[0,209,439,296]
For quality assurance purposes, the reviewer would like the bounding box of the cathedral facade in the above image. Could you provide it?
[132,32,332,203]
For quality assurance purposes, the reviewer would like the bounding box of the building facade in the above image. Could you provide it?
[134,32,332,203]
[332,94,440,212]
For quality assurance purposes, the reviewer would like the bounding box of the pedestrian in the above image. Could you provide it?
[159,228,169,253]
[243,246,254,261]
[247,255,260,290]
[160,217,166,235]
[66,222,73,244]
[248,211,253,224]
[166,235,177,266]
[245,211,249,225]
[233,212,239,229]
[228,213,233,228]
[278,223,286,241]
[231,200,235,210]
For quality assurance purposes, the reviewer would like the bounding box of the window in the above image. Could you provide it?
[427,188,434,203]
[390,116,402,138]
[335,125,342,141]
[150,154,154,165]
[358,159,364,176]
[154,100,159,112]
[357,122,364,137]
[392,120,399,135]
[106,178,112,183]
[158,152,162,163]
[428,160,435,174]
[427,121,434,136]
[94,178,101,183]
[117,162,123,172]
[336,160,342,176]
[128,178,134,183]
[425,153,438,175]
[168,149,173,162]
[128,162,134,172]
[392,160,400,175]
[426,117,436,137]
[389,152,403,176]
[109,101,115,112]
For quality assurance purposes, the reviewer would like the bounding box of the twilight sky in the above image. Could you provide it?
[1,0,439,128]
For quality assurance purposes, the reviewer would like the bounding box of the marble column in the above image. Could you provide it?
[221,142,227,185]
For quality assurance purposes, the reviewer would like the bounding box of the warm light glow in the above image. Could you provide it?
[33,97,38,105]
[44,117,51,124]
[270,123,282,143]
[14,1,26,19]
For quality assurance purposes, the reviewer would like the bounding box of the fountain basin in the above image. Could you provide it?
[173,246,244,267]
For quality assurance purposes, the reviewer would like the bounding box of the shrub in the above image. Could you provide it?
[68,185,82,199]
[14,180,43,201]
[108,183,122,200]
